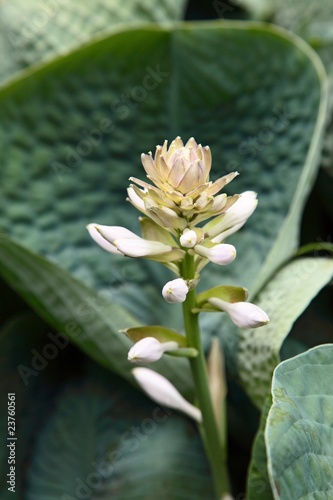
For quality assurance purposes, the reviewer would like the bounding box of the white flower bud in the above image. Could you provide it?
[162,278,189,303]
[132,367,202,423]
[128,337,178,364]
[204,191,258,242]
[180,229,197,248]
[86,223,122,254]
[208,298,269,328]
[194,244,236,265]
[115,238,172,258]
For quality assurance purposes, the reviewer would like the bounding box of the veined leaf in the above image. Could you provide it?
[266,344,333,499]
[0,0,186,84]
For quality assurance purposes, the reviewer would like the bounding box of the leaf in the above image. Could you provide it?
[247,396,274,500]
[0,310,78,498]
[0,308,212,499]
[0,0,186,84]
[0,234,193,396]
[237,257,333,409]
[25,367,214,500]
[266,344,333,499]
[0,22,327,343]
[195,285,248,312]
[124,325,187,346]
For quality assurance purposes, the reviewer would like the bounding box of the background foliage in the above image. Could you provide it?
[0,1,332,498]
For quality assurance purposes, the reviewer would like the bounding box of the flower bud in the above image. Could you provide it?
[162,278,189,303]
[180,229,197,248]
[128,337,178,364]
[194,244,236,265]
[204,191,258,242]
[87,223,184,261]
[208,298,269,328]
[132,367,202,422]
[86,223,121,254]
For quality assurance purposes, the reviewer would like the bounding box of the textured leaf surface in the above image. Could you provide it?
[0,0,186,84]
[0,234,193,396]
[0,22,326,341]
[266,344,333,499]
[25,369,213,500]
[270,0,333,45]
[238,257,333,409]
[247,397,274,500]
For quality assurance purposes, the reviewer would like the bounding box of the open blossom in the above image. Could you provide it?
[128,337,179,363]
[208,298,269,328]
[132,367,202,422]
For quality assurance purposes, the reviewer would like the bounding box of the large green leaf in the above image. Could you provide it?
[266,344,333,499]
[237,257,333,409]
[0,22,326,338]
[0,234,193,396]
[0,0,186,84]
[25,369,214,499]
[0,308,212,499]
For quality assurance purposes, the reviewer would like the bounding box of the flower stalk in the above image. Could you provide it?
[87,136,270,500]
[181,252,231,498]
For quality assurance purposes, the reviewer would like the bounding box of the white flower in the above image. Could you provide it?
[162,278,189,303]
[208,298,269,328]
[128,337,178,363]
[204,191,258,242]
[132,367,202,423]
[180,229,197,248]
[87,223,184,261]
[194,244,236,265]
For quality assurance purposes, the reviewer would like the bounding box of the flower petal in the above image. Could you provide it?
[204,191,258,239]
[208,298,269,328]
[115,237,172,257]
[194,243,236,265]
[132,367,202,422]
[86,223,121,254]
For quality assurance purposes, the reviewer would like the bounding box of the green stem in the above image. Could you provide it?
[182,253,231,499]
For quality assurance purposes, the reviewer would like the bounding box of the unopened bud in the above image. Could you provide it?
[128,337,178,364]
[208,298,269,328]
[162,278,189,304]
